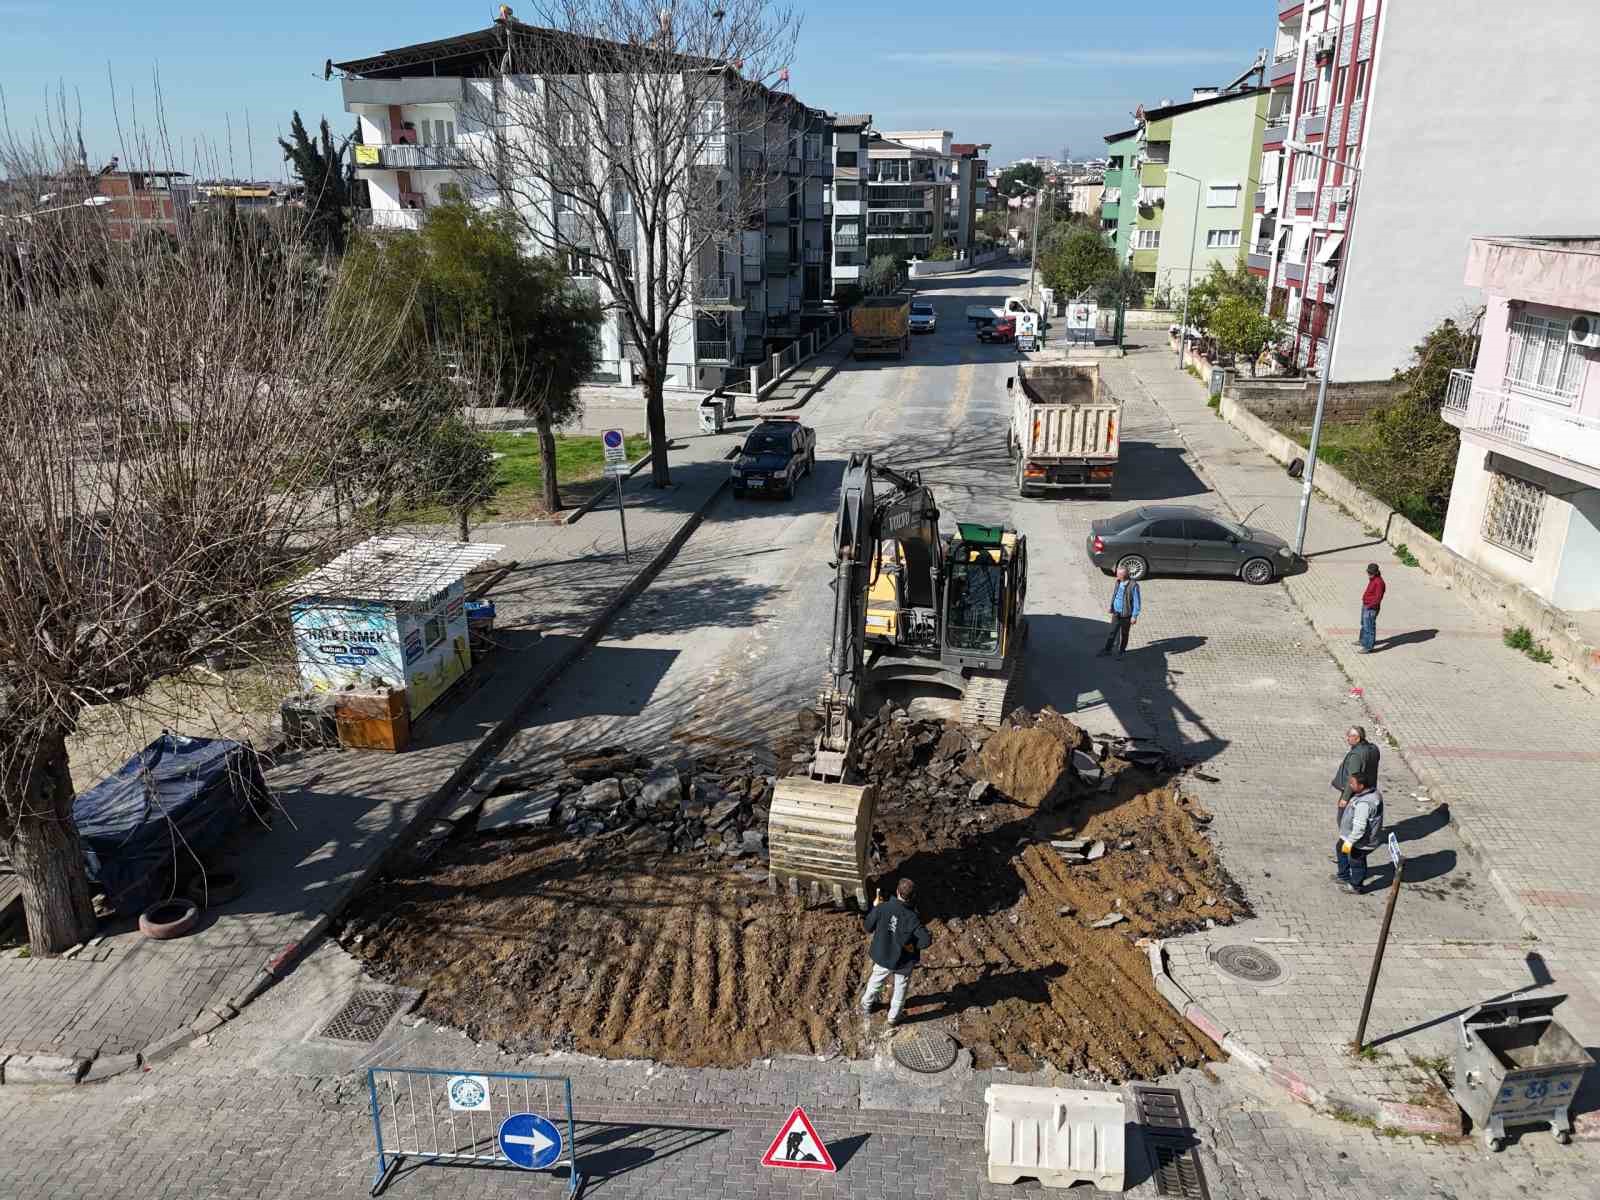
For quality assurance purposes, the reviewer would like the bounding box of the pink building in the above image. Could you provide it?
[1440,237,1600,611]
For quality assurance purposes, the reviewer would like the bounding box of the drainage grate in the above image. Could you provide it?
[317,988,412,1043]
[1211,943,1284,985]
[891,1029,959,1074]
[1133,1087,1210,1200]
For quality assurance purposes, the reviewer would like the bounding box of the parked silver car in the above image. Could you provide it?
[909,300,937,334]
[1084,504,1302,585]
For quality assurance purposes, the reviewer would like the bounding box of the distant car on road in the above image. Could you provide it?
[732,417,817,500]
[977,316,1016,344]
[909,301,937,334]
[1085,504,1302,584]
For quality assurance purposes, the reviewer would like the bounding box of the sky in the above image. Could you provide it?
[0,0,1273,180]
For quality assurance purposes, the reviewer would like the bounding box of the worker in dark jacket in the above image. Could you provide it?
[1332,725,1381,814]
[859,878,932,1028]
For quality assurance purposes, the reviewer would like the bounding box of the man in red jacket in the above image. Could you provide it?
[1357,563,1385,653]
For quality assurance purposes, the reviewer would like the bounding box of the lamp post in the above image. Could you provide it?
[1285,139,1362,556]
[1168,168,1202,372]
[1015,180,1045,309]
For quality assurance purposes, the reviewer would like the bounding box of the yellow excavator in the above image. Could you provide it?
[767,452,1029,904]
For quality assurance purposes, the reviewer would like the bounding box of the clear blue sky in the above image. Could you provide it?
[1,1,1272,180]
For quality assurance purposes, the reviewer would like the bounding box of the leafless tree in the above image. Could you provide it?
[455,0,801,487]
[0,135,423,954]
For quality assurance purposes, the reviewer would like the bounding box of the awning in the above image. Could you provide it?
[1316,233,1345,265]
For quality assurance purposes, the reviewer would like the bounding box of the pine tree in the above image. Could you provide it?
[279,112,352,257]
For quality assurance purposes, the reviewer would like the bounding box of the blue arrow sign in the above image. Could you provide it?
[498,1112,562,1171]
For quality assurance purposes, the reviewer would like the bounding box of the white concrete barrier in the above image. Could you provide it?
[984,1084,1126,1191]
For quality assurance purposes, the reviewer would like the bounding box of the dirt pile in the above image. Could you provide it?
[342,703,1244,1079]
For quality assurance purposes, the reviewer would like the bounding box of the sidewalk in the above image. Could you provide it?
[0,437,733,1085]
[1104,348,1600,1134]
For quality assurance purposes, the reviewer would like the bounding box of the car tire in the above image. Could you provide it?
[140,898,200,940]
[783,473,795,500]
[1015,455,1031,498]
[1241,557,1275,585]
[1116,553,1149,580]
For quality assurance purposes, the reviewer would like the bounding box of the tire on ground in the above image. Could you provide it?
[139,899,200,940]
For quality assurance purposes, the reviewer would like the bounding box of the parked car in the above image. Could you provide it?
[909,300,938,334]
[731,417,817,499]
[977,316,1016,344]
[1084,504,1302,584]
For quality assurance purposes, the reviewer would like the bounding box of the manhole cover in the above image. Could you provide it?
[1210,944,1284,985]
[892,1029,959,1074]
[317,988,412,1043]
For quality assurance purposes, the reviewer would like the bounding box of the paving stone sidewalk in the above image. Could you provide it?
[0,438,733,1078]
[1101,348,1600,1130]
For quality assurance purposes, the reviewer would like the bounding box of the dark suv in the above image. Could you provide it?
[732,418,817,499]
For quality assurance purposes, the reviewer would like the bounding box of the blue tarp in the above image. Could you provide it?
[73,733,270,914]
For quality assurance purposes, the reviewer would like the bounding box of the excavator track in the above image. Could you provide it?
[960,617,1029,728]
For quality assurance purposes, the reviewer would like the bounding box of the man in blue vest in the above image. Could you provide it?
[1097,565,1141,658]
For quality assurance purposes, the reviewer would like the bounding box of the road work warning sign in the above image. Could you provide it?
[760,1105,836,1172]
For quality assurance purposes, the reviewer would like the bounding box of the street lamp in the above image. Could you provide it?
[1284,139,1362,557]
[1011,180,1045,309]
[1168,168,1202,372]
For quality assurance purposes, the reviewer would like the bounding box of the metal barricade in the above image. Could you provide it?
[366,1066,581,1195]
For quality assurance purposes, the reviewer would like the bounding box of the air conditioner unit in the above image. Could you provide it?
[1569,314,1600,349]
[1313,31,1337,57]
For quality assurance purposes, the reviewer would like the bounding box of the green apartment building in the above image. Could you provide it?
[1100,127,1139,264]
[1107,87,1268,301]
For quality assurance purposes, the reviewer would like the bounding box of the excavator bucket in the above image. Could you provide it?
[766,777,876,907]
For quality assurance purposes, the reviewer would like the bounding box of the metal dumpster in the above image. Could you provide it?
[1452,993,1593,1151]
[698,396,725,434]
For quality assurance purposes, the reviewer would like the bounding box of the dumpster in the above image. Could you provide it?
[1452,993,1593,1151]
[698,396,725,433]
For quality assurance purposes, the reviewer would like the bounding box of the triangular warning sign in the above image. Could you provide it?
[760,1105,837,1172]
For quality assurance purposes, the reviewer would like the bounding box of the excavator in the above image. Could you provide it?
[767,452,1029,903]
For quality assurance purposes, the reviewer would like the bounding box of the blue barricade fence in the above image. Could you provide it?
[366,1066,581,1195]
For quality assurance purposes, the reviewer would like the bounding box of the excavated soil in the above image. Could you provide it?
[345,747,1245,1079]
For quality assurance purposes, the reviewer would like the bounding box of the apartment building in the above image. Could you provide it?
[333,16,834,390]
[866,130,952,263]
[947,141,990,256]
[1248,0,1600,383]
[1100,128,1138,263]
[1439,237,1600,610]
[1067,176,1104,223]
[830,113,871,292]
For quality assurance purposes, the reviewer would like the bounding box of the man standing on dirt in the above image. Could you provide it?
[860,878,931,1028]
[1357,563,1386,653]
[1097,565,1141,659]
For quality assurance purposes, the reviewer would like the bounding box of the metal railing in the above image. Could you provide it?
[695,141,733,168]
[1263,117,1290,143]
[785,155,801,175]
[359,144,468,171]
[741,259,763,282]
[1441,371,1600,473]
[696,340,730,362]
[694,273,735,303]
[834,234,861,249]
[1443,368,1473,418]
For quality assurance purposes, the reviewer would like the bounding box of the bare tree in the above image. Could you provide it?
[0,138,422,953]
[456,1,800,487]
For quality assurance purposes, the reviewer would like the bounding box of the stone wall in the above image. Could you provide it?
[1224,376,1403,425]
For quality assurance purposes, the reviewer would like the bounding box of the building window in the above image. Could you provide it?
[1205,229,1241,248]
[1352,61,1369,97]
[1206,183,1241,208]
[1333,66,1349,102]
[836,183,860,201]
[1481,471,1545,560]
[1300,79,1318,112]
[1134,229,1160,250]
[837,150,857,167]
[567,250,594,277]
[1505,312,1583,402]
[423,612,446,651]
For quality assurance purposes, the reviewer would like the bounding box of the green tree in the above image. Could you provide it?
[341,203,602,515]
[1208,294,1283,376]
[927,241,956,262]
[1185,261,1266,340]
[865,255,903,295]
[279,111,354,257]
[1095,266,1145,310]
[1040,224,1118,300]
[996,162,1045,198]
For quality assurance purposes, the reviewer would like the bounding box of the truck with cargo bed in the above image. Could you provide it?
[852,296,910,359]
[1005,361,1121,498]
[965,296,1039,326]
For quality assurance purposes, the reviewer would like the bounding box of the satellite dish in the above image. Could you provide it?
[323,58,333,81]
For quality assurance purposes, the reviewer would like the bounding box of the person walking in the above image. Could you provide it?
[1097,565,1141,659]
[860,878,931,1028]
[1331,725,1380,815]
[1357,563,1386,653]
[1335,770,1384,894]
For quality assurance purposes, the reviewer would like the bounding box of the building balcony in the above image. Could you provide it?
[696,340,731,363]
[741,259,763,283]
[1270,50,1298,86]
[784,155,802,175]
[695,140,733,169]
[1283,260,1305,286]
[834,163,860,181]
[693,273,744,310]
[1442,370,1600,483]
[803,246,823,264]
[1254,189,1267,210]
[867,225,935,238]
[740,149,764,174]
[833,199,863,217]
[765,252,793,274]
[1297,108,1327,139]
[354,143,468,172]
[356,208,425,232]
[1294,183,1317,211]
[765,205,794,225]
[804,201,824,220]
[1263,117,1290,148]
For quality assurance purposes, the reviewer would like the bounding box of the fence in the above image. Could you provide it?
[723,309,852,400]
[366,1066,581,1196]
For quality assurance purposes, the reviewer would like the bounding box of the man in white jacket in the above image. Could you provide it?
[1335,771,1384,894]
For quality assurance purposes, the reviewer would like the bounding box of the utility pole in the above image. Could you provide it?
[1169,169,1201,372]
[1022,182,1043,309]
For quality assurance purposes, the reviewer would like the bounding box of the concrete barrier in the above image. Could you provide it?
[984,1084,1126,1192]
[1218,393,1600,681]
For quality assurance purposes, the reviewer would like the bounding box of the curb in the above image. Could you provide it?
[1145,939,1463,1137]
[562,449,657,525]
[759,351,847,414]
[8,476,731,1088]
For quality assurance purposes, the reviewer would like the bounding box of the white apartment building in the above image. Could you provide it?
[830,113,871,292]
[868,130,953,263]
[334,16,834,390]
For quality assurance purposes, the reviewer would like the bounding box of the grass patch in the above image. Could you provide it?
[1503,625,1554,664]
[1392,543,1419,568]
[1352,1043,1387,1062]
[405,430,652,524]
[1206,394,1221,410]
[1185,364,1204,382]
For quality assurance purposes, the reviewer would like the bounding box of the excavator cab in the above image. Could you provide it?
[941,522,1027,674]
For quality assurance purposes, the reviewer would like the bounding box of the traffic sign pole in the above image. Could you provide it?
[615,473,630,563]
[601,429,630,563]
[1354,834,1405,1051]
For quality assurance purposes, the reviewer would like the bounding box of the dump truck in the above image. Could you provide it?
[1006,361,1122,498]
[851,296,911,359]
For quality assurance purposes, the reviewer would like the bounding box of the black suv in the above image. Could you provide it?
[732,418,816,499]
